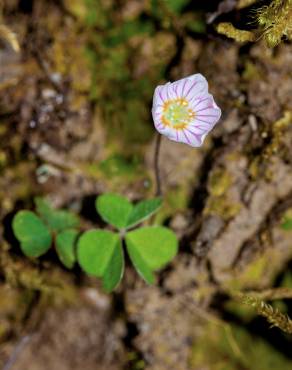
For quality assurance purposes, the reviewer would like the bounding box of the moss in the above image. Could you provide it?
[280,208,292,231]
[0,162,35,213]
[82,0,176,149]
[0,249,76,304]
[154,186,189,224]
[263,111,292,159]
[63,0,88,21]
[226,242,292,292]
[229,254,270,291]
[281,273,292,290]
[0,150,7,168]
[205,196,241,220]
[249,157,261,179]
[189,321,292,370]
[238,293,292,334]
[50,33,91,94]
[257,0,292,47]
[248,111,291,180]
[216,0,292,47]
[242,61,262,81]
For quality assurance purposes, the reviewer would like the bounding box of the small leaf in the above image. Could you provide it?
[35,197,79,232]
[126,198,162,228]
[96,193,133,229]
[102,240,124,292]
[77,230,123,291]
[125,226,178,284]
[12,211,52,257]
[125,237,155,284]
[55,229,78,269]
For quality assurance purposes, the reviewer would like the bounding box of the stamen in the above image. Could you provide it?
[161,98,195,130]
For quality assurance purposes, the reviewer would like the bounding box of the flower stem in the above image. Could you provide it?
[154,133,162,196]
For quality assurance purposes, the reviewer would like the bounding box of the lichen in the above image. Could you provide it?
[204,168,241,220]
[208,168,232,197]
[204,196,241,220]
[263,111,292,159]
[216,22,256,43]
[248,111,291,180]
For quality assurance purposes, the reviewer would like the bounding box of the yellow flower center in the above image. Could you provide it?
[161,98,195,130]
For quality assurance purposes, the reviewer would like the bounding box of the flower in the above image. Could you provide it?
[152,74,221,147]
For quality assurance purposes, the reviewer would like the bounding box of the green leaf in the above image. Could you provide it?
[55,229,78,269]
[125,226,178,284]
[102,240,124,292]
[35,197,79,233]
[12,211,52,257]
[126,198,162,228]
[95,193,133,229]
[77,230,124,291]
[125,236,155,284]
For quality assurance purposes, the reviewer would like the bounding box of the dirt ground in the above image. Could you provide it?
[0,1,292,369]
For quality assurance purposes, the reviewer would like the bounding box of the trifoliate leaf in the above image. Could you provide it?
[12,211,52,257]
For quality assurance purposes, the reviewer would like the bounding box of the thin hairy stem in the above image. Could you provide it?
[153,133,162,196]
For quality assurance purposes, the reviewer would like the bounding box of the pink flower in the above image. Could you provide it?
[152,74,221,147]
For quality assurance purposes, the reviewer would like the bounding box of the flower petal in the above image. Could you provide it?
[153,86,166,108]
[172,73,208,100]
[184,128,208,147]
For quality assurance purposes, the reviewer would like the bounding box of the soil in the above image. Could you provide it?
[0,1,292,370]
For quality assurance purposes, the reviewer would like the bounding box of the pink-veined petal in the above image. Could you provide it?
[185,128,208,147]
[153,85,167,108]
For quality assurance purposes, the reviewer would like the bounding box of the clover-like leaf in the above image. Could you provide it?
[126,198,162,229]
[125,226,178,284]
[55,229,78,269]
[35,197,79,233]
[77,230,123,292]
[95,193,133,229]
[124,236,155,284]
[12,211,52,257]
[102,240,124,292]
